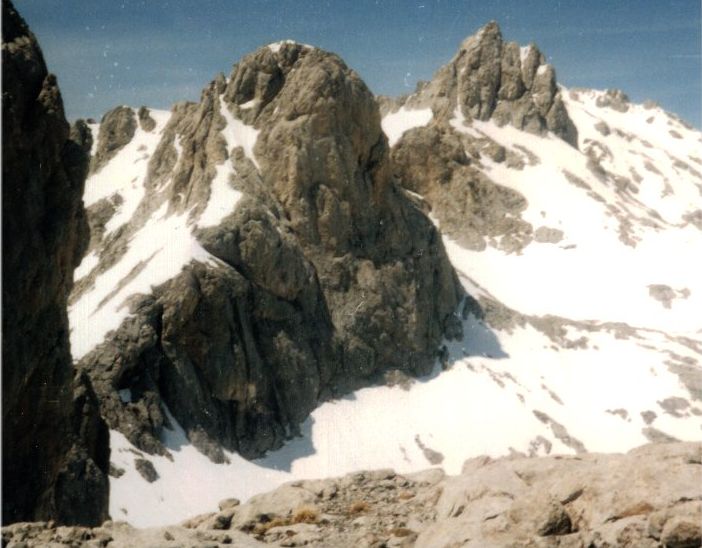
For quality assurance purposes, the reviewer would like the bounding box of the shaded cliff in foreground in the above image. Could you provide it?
[1,0,109,526]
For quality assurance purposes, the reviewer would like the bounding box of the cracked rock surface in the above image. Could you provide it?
[1,0,109,526]
[75,41,462,462]
[4,442,700,547]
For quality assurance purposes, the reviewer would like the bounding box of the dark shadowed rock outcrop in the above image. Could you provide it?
[1,1,109,525]
[74,42,462,461]
[390,123,533,251]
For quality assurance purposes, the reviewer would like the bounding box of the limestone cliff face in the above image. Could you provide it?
[74,42,462,461]
[398,21,577,146]
[1,1,109,525]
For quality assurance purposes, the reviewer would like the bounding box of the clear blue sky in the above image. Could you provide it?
[16,0,702,127]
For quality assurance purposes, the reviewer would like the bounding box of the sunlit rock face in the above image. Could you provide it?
[71,40,462,464]
[382,21,578,147]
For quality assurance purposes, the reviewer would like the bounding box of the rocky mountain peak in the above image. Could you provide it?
[224,40,318,118]
[402,21,577,147]
[70,35,461,467]
[90,105,137,173]
[222,41,388,252]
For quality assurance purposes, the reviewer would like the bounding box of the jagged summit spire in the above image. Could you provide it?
[461,19,502,48]
[406,20,578,147]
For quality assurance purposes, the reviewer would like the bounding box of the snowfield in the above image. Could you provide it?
[69,100,257,359]
[110,301,699,527]
[444,106,702,332]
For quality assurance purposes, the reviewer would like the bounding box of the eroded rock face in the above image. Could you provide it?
[404,21,577,146]
[76,42,462,460]
[90,105,137,173]
[1,1,109,525]
[418,442,702,548]
[390,123,532,251]
[387,22,579,253]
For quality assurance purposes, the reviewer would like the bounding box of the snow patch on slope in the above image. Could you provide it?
[109,409,292,528]
[218,95,260,169]
[267,40,313,53]
[69,202,223,360]
[519,45,531,65]
[447,114,702,333]
[87,122,101,157]
[74,251,99,281]
[84,109,171,236]
[197,97,252,228]
[239,98,259,110]
[381,106,433,147]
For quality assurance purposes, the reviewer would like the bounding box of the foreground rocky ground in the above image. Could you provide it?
[4,442,700,547]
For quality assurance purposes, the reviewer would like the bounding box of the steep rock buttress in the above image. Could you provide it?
[72,42,463,462]
[1,1,109,526]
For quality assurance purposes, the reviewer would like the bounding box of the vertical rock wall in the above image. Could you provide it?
[2,1,109,526]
